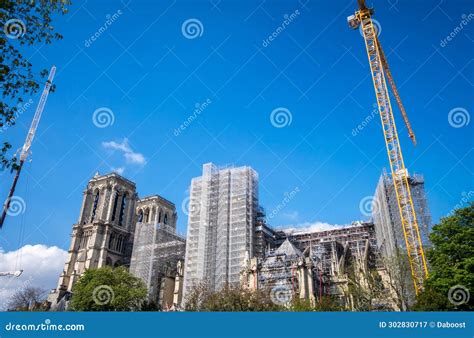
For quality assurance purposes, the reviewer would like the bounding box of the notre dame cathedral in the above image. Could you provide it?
[48,172,185,310]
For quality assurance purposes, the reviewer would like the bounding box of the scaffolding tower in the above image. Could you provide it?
[130,222,185,305]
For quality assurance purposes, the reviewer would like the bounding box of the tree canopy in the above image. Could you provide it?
[413,203,474,311]
[0,0,69,170]
[70,266,148,311]
[7,285,46,310]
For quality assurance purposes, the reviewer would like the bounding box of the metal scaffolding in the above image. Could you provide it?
[257,239,302,295]
[130,222,185,305]
[289,222,380,304]
[373,169,432,257]
[183,163,259,296]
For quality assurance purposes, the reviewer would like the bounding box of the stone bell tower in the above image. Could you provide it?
[49,172,138,306]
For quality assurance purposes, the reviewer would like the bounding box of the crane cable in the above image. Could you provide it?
[15,160,32,272]
[375,36,417,146]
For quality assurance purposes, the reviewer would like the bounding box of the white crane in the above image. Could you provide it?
[0,66,56,229]
[0,270,23,277]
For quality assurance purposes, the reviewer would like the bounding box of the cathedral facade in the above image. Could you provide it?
[48,172,184,310]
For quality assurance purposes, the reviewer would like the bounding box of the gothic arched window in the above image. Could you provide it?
[158,210,162,223]
[90,190,100,222]
[111,192,119,222]
[163,213,168,225]
[108,233,115,249]
[144,208,150,223]
[118,194,127,226]
[138,209,143,223]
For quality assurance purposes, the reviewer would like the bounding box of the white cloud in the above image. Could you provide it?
[111,167,125,175]
[0,244,67,310]
[102,139,131,153]
[276,221,351,235]
[124,152,146,165]
[102,138,146,165]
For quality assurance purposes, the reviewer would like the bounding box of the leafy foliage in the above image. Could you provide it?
[185,283,342,312]
[185,283,282,311]
[70,267,147,311]
[0,0,69,170]
[413,203,474,311]
[290,296,342,312]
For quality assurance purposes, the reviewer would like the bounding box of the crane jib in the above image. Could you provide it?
[348,4,429,296]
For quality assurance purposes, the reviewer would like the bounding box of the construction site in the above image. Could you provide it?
[130,195,186,309]
[0,0,449,315]
[244,219,395,310]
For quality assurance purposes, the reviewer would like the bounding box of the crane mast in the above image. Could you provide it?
[0,66,56,229]
[347,4,428,294]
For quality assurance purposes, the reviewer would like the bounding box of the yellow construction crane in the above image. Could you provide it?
[347,1,428,294]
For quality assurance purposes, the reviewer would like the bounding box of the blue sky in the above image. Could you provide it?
[0,0,473,254]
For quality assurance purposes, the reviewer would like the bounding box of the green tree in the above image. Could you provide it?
[290,296,342,312]
[0,0,69,170]
[70,267,147,311]
[413,203,474,311]
[185,283,282,311]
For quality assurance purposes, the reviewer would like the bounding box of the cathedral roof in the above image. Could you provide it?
[274,238,302,257]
